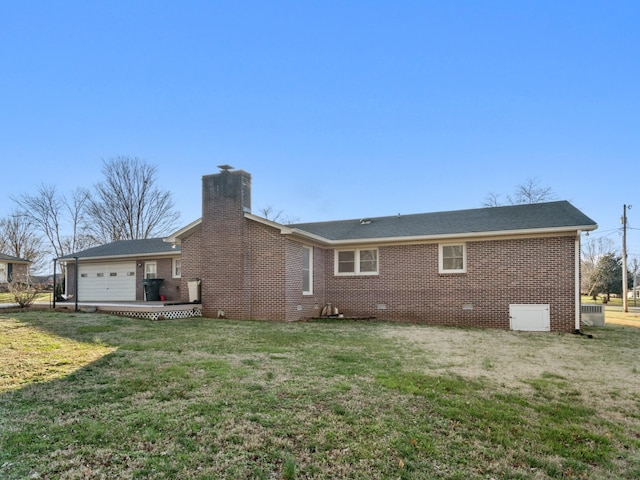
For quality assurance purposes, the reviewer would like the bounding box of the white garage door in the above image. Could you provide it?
[509,304,550,332]
[78,262,137,301]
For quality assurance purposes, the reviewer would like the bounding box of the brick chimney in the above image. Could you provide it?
[200,165,252,319]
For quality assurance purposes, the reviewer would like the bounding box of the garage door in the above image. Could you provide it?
[78,262,137,301]
[509,304,550,331]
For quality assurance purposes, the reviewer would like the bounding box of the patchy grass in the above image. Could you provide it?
[1,312,640,479]
[605,309,640,327]
[0,291,53,304]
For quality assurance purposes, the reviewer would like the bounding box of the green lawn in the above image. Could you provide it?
[581,294,640,308]
[1,312,639,479]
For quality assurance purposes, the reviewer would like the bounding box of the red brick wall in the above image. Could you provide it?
[134,257,181,301]
[179,228,202,302]
[199,170,253,319]
[10,263,29,283]
[323,235,577,331]
[194,213,326,321]
[283,241,326,321]
[246,220,287,320]
[191,168,329,321]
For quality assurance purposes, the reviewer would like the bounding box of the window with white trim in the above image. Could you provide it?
[335,249,379,275]
[172,258,182,278]
[439,243,466,273]
[302,246,313,294]
[145,261,157,279]
[0,263,6,283]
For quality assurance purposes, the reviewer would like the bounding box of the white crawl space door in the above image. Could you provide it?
[509,304,550,332]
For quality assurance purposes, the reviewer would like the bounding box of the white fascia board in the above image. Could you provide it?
[284,224,599,247]
[243,213,333,246]
[287,229,334,245]
[164,218,203,244]
[244,212,287,230]
[59,251,180,264]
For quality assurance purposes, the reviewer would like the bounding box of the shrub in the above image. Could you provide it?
[8,281,41,308]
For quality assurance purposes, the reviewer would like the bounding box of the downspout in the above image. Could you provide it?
[74,256,79,313]
[52,258,57,309]
[63,262,68,299]
[575,231,582,332]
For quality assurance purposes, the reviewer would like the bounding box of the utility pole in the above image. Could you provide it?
[622,204,631,313]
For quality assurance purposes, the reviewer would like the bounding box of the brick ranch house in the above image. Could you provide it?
[62,166,597,332]
[166,167,597,332]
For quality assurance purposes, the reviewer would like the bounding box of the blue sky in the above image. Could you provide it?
[1,1,639,257]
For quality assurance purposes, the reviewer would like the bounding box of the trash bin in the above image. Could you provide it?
[188,278,201,303]
[142,278,164,301]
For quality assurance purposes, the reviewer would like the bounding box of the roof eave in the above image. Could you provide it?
[165,218,203,244]
[288,224,598,246]
[58,250,180,263]
[242,213,333,246]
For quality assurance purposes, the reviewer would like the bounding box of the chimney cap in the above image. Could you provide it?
[217,164,234,172]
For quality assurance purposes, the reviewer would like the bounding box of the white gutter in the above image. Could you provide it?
[285,224,598,247]
[58,250,179,263]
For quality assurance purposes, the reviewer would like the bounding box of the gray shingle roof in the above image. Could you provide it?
[59,238,180,260]
[0,253,30,263]
[290,201,597,241]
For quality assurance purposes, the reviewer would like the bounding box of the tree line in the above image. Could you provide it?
[0,157,180,274]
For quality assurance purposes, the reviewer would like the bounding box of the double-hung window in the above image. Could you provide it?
[335,249,378,275]
[439,243,466,273]
[172,258,182,278]
[302,246,313,294]
[145,261,157,279]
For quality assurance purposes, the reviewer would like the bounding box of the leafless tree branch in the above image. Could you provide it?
[84,157,181,243]
[0,212,46,272]
[483,178,556,207]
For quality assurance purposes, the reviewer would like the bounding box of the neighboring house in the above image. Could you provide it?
[0,253,31,289]
[161,166,598,332]
[60,239,182,302]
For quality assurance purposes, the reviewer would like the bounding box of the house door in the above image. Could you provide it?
[509,304,550,331]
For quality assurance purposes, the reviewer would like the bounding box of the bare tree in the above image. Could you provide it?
[84,157,180,243]
[12,184,91,260]
[64,189,95,253]
[0,212,46,272]
[483,178,556,207]
[581,236,615,297]
[259,205,299,224]
[482,192,502,208]
[508,178,556,205]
